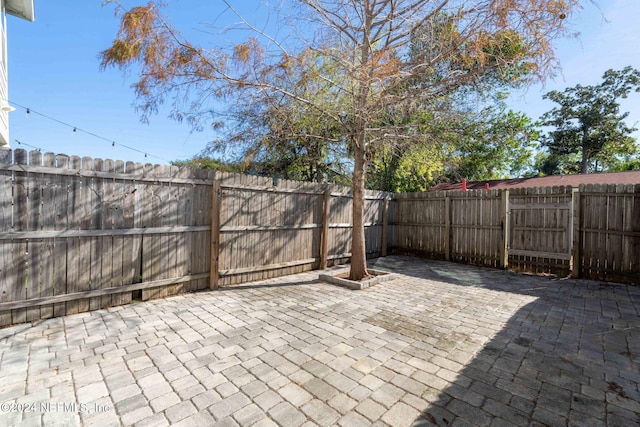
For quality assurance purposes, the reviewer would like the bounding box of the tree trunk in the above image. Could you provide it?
[349,0,372,282]
[350,140,369,281]
[580,129,590,174]
[580,149,589,174]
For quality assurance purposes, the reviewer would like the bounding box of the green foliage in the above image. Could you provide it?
[540,66,640,174]
[171,157,244,172]
[366,107,539,191]
[392,144,447,193]
[452,109,539,180]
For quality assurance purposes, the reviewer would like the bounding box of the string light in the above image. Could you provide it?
[15,139,43,152]
[9,101,172,163]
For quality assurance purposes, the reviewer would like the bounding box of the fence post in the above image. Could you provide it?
[571,188,581,278]
[210,179,221,290]
[381,195,388,257]
[500,190,509,269]
[444,195,451,261]
[320,188,330,269]
[633,184,640,284]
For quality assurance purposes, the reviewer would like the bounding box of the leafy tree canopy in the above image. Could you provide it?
[539,66,640,174]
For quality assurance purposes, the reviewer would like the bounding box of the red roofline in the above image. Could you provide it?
[429,171,640,192]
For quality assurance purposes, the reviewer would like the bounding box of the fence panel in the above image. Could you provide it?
[449,189,502,268]
[217,174,323,286]
[389,184,638,284]
[508,186,573,276]
[0,149,212,326]
[391,192,447,258]
[580,183,640,283]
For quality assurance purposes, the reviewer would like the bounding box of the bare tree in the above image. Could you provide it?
[101,0,580,280]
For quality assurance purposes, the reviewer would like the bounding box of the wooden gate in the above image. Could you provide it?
[506,187,575,275]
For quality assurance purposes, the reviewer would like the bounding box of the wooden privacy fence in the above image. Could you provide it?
[393,185,640,282]
[0,149,388,326]
[578,184,640,283]
[0,149,213,326]
[211,173,388,287]
[0,148,638,327]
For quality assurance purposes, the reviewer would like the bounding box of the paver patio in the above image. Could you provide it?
[0,256,639,427]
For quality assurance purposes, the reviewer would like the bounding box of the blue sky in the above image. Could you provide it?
[6,0,640,167]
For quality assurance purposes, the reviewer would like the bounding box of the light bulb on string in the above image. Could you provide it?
[72,127,77,135]
[26,108,30,118]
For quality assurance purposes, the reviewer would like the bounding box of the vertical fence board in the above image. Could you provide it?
[74,156,92,314]
[63,156,80,315]
[25,151,42,321]
[142,164,157,298]
[89,159,104,311]
[38,153,55,319]
[0,149,12,326]
[100,159,115,306]
[113,160,126,304]
[622,185,634,281]
[121,161,137,302]
[633,184,640,284]
[12,149,28,324]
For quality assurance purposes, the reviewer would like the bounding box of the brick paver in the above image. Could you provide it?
[1,256,639,426]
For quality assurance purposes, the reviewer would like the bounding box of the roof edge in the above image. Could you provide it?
[6,0,35,22]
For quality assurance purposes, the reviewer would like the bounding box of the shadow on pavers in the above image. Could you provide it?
[370,256,640,426]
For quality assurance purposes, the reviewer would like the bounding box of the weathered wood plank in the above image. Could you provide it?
[0,273,210,311]
[0,148,12,326]
[177,167,193,289]
[155,165,170,298]
[131,163,145,294]
[0,162,213,185]
[501,190,509,269]
[12,149,28,324]
[320,189,330,269]
[111,160,127,305]
[51,154,69,317]
[25,151,42,322]
[165,166,179,295]
[210,180,221,290]
[121,161,138,302]
[88,158,103,311]
[38,153,56,319]
[141,164,158,299]
[75,156,93,313]
[194,168,211,290]
[0,225,212,239]
[101,159,116,307]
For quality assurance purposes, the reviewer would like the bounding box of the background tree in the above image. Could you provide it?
[367,106,538,192]
[450,109,539,181]
[171,157,244,173]
[101,0,580,280]
[540,66,640,174]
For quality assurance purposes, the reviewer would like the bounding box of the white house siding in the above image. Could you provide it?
[0,1,8,147]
